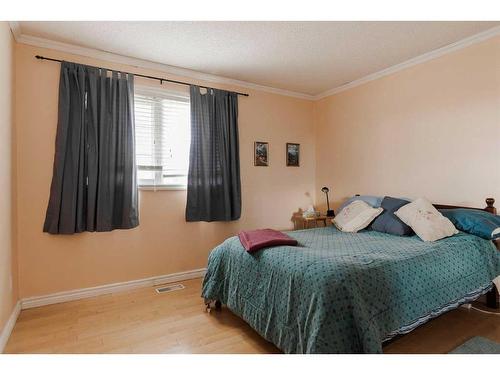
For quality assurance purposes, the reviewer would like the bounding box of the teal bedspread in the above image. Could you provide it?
[202,227,500,353]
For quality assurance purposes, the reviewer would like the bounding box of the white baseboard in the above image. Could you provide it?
[0,301,21,353]
[20,268,207,310]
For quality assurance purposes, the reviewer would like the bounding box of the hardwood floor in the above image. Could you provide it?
[5,278,499,354]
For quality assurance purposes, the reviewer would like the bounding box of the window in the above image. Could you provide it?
[134,87,190,189]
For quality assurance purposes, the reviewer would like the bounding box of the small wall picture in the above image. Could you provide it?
[254,141,269,166]
[286,143,300,167]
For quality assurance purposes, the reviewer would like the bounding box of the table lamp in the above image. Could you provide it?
[321,187,335,217]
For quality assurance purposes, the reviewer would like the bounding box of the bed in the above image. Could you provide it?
[201,199,500,353]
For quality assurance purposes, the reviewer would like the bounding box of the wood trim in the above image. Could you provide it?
[8,21,21,40]
[9,23,500,101]
[20,268,206,310]
[433,197,497,214]
[9,26,315,101]
[0,301,21,353]
[314,25,500,100]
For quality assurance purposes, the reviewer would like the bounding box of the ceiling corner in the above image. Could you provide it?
[313,25,500,101]
[8,21,22,41]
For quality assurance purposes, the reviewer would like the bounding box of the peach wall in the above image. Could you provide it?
[15,43,315,298]
[315,36,500,211]
[0,22,17,334]
[15,34,499,300]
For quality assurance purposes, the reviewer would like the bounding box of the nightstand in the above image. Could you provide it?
[303,215,333,229]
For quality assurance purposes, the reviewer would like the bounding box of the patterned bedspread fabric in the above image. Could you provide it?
[201,227,500,353]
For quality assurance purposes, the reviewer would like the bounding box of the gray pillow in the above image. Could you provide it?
[372,196,414,236]
[338,195,383,212]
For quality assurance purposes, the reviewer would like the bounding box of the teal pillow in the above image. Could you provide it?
[440,209,500,240]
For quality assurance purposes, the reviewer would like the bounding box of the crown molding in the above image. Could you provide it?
[9,22,500,101]
[9,26,315,101]
[314,25,500,100]
[8,21,21,39]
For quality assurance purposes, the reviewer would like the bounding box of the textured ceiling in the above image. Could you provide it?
[18,21,500,95]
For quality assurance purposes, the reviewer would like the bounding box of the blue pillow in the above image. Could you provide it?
[372,196,414,236]
[440,208,500,240]
[339,195,383,212]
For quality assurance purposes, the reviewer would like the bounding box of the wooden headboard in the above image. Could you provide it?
[352,195,497,214]
[433,197,497,215]
[354,195,499,249]
[433,198,498,251]
[434,198,499,252]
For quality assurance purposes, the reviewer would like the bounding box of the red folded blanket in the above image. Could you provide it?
[238,228,298,253]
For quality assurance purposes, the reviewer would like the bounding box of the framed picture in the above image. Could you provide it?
[286,143,300,167]
[254,141,269,166]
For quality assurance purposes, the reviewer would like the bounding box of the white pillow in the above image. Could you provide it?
[394,197,458,242]
[333,200,383,232]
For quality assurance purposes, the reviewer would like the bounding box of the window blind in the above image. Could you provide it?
[134,87,190,188]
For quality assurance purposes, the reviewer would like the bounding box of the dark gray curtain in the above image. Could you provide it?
[43,61,139,234]
[186,86,241,222]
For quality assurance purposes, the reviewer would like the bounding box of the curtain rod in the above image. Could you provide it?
[35,55,249,97]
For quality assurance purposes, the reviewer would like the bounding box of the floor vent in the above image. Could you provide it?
[155,284,185,294]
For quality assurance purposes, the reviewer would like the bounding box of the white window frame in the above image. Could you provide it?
[134,86,190,191]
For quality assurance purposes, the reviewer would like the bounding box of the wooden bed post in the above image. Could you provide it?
[486,198,500,253]
[485,198,497,214]
[205,299,222,313]
[484,198,499,309]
